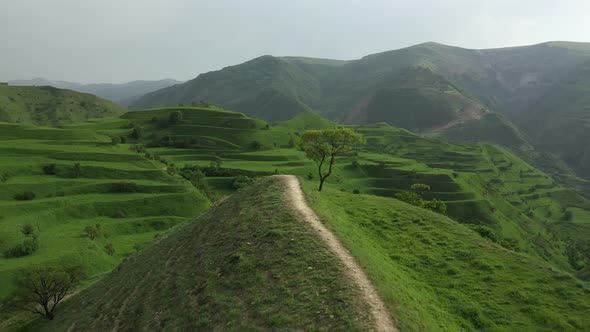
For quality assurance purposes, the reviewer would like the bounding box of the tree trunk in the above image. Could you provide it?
[318,176,326,191]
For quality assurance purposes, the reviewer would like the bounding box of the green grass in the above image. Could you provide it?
[23,178,373,331]
[301,180,590,331]
[0,84,125,126]
[0,124,211,313]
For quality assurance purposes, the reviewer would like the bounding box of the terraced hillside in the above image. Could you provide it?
[24,178,374,331]
[0,122,210,324]
[136,111,590,278]
[0,84,126,126]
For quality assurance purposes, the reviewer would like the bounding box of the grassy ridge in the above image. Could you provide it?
[25,178,372,331]
[0,84,126,126]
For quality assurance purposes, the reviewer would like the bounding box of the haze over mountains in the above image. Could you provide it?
[129,41,590,183]
[7,78,181,107]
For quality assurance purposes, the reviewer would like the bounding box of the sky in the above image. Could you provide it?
[1,0,589,83]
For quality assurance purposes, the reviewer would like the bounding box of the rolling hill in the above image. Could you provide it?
[0,84,126,126]
[129,41,590,183]
[2,107,590,331]
[7,79,181,106]
[20,176,590,331]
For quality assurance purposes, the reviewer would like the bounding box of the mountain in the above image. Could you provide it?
[0,84,126,126]
[130,41,590,183]
[130,56,320,121]
[7,79,181,106]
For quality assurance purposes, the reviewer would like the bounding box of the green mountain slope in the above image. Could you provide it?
[517,59,590,179]
[130,56,320,121]
[129,41,590,184]
[25,178,373,331]
[0,84,126,126]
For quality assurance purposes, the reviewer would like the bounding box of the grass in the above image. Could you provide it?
[301,180,590,331]
[2,106,590,330]
[0,84,125,126]
[0,123,210,313]
[23,178,373,331]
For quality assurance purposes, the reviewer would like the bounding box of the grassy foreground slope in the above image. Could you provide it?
[26,178,372,331]
[0,123,210,308]
[302,182,590,331]
[0,84,126,126]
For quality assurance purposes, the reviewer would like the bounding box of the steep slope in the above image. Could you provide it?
[517,59,590,179]
[25,178,373,331]
[130,56,321,121]
[0,84,126,126]
[7,79,181,106]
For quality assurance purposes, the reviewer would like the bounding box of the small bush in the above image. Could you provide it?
[14,191,36,201]
[251,141,262,150]
[5,237,39,258]
[84,224,102,240]
[111,136,121,145]
[563,210,573,221]
[424,198,447,214]
[21,223,35,237]
[307,172,314,180]
[471,225,498,243]
[352,189,360,194]
[0,173,6,183]
[105,243,115,256]
[42,164,57,175]
[396,191,423,206]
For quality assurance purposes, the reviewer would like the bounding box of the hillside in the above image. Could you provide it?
[128,109,590,281]
[129,41,590,184]
[0,84,126,126]
[130,56,320,121]
[1,108,589,330]
[23,178,374,331]
[7,79,181,106]
[517,59,590,179]
[0,121,210,328]
[21,175,590,331]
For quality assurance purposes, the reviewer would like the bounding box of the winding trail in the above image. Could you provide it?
[275,175,398,332]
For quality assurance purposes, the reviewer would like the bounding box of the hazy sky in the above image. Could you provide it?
[2,0,589,83]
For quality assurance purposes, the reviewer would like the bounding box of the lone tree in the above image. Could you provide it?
[11,264,84,320]
[300,128,366,191]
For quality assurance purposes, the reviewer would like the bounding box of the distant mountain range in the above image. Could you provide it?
[129,41,590,182]
[7,78,182,107]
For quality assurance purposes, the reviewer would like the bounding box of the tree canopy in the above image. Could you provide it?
[300,127,366,191]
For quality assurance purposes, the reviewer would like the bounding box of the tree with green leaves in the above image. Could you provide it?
[300,128,366,191]
[11,264,84,320]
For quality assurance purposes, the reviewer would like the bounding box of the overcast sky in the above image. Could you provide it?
[1,0,589,83]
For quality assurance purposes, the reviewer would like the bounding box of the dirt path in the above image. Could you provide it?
[275,175,398,332]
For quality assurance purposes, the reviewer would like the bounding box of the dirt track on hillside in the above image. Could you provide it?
[275,175,398,332]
